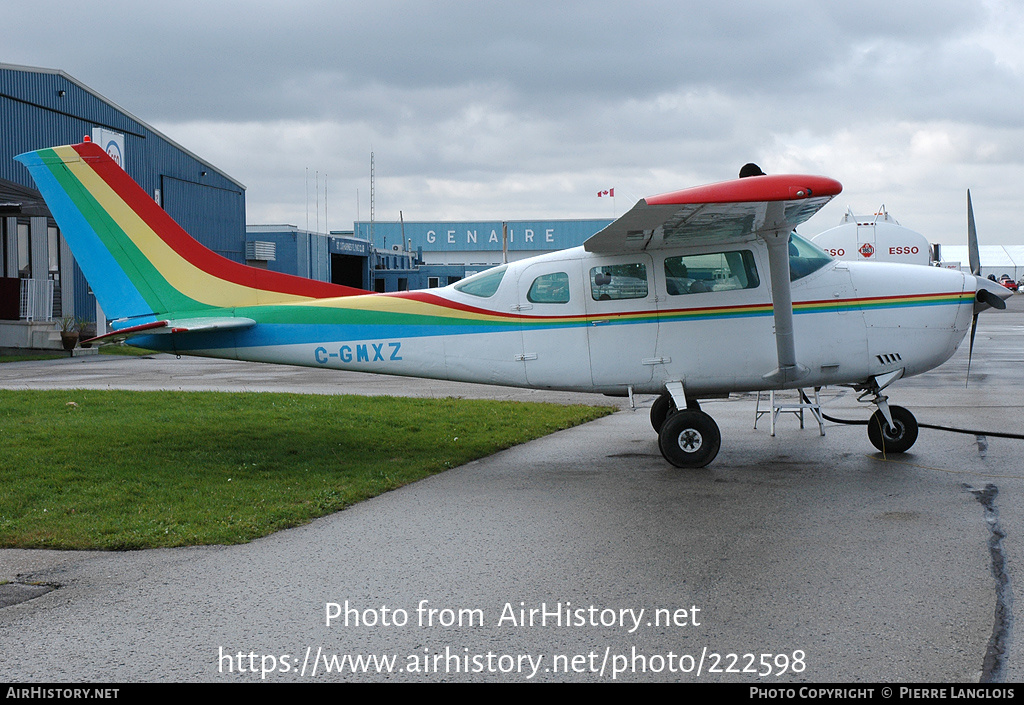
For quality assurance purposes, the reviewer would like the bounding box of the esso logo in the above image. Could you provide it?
[104,140,123,167]
[825,248,845,257]
[858,243,875,258]
[889,246,920,255]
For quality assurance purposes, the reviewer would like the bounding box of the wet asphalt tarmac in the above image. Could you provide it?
[0,297,1022,682]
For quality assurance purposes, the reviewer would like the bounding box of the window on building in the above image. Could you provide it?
[47,226,60,284]
[48,225,62,319]
[0,219,7,278]
[17,222,30,278]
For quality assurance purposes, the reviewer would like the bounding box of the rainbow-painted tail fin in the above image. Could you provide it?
[16,141,362,328]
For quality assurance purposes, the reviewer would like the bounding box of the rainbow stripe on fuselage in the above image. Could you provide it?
[132,285,973,358]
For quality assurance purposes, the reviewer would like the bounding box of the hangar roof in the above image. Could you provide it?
[0,63,244,190]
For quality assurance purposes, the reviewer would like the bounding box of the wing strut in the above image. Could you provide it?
[758,203,809,386]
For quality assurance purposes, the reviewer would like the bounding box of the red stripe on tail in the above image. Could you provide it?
[72,142,365,299]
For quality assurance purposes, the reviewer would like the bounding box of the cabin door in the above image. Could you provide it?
[515,258,592,389]
[583,254,658,389]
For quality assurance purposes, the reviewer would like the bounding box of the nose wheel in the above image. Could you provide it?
[867,405,918,453]
[658,409,721,468]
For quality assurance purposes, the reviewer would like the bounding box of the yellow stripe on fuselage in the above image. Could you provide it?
[299,293,499,319]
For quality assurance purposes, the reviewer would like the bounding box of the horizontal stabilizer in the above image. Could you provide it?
[85,316,256,345]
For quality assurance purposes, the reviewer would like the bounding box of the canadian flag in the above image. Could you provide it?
[598,188,615,197]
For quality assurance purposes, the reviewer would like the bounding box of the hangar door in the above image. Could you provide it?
[331,253,366,289]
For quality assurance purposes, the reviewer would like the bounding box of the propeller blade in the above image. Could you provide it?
[968,189,980,277]
[964,191,1006,387]
[966,312,978,388]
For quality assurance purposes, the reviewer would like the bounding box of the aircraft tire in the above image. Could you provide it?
[650,393,676,432]
[867,405,919,454]
[658,410,721,468]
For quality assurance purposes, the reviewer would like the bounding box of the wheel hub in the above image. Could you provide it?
[677,428,703,453]
[883,421,904,441]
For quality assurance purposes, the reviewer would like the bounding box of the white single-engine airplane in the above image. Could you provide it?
[17,141,1010,467]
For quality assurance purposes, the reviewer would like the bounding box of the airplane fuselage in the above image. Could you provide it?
[133,239,976,398]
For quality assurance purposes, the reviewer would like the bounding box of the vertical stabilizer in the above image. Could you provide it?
[16,141,362,326]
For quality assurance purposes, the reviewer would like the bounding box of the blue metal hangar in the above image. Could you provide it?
[0,63,245,348]
[245,218,614,294]
[245,225,467,293]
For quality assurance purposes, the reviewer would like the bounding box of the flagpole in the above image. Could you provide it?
[598,187,616,217]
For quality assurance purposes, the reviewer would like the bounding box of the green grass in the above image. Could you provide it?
[0,390,611,550]
[0,352,68,363]
[0,344,153,363]
[98,344,155,356]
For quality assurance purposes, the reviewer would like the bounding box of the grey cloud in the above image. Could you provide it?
[5,0,1021,241]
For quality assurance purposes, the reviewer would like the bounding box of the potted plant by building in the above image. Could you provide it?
[57,316,78,352]
[76,317,95,348]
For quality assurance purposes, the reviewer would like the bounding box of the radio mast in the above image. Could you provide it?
[370,151,376,248]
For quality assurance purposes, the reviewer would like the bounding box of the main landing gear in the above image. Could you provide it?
[653,374,921,468]
[652,391,721,468]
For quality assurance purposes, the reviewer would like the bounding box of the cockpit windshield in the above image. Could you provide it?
[788,232,832,281]
[453,265,507,297]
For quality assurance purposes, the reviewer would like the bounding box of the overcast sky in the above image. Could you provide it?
[7,0,1023,243]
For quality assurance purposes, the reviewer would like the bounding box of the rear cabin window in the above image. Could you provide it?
[590,263,648,301]
[453,265,507,298]
[664,250,759,295]
[527,272,570,304]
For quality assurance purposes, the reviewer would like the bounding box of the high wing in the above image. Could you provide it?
[586,172,843,387]
[584,174,842,252]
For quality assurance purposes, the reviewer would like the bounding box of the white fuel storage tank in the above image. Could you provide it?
[812,207,931,266]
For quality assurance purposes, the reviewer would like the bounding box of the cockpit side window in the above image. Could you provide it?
[590,263,648,301]
[527,272,570,304]
[664,250,759,295]
[788,233,832,281]
[453,265,507,298]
